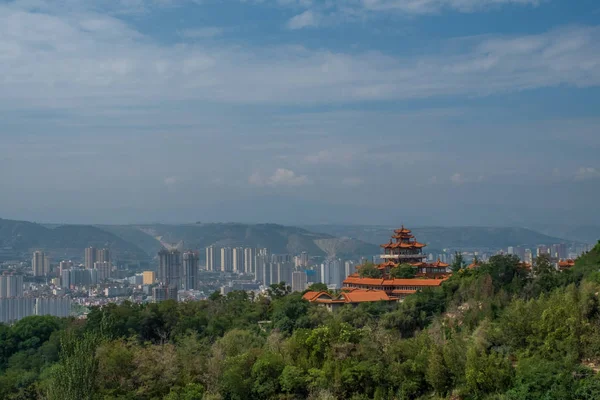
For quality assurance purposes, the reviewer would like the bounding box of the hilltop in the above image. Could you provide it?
[102,223,380,259]
[0,218,148,261]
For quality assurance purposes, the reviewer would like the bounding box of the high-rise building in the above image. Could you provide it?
[221,247,233,272]
[84,247,97,269]
[551,243,567,260]
[244,248,255,274]
[157,249,182,292]
[94,261,112,281]
[507,246,515,255]
[182,251,199,290]
[277,262,294,285]
[206,246,216,271]
[524,249,533,264]
[255,248,269,283]
[143,271,156,285]
[96,248,111,264]
[35,297,71,318]
[232,247,244,273]
[344,260,357,278]
[292,271,307,292]
[0,273,23,298]
[59,260,73,275]
[321,258,343,289]
[32,251,46,277]
[536,245,549,257]
[152,284,177,303]
[295,252,309,268]
[271,254,292,264]
[61,270,71,289]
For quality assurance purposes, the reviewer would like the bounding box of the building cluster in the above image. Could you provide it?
[0,270,71,323]
[305,226,448,310]
[152,248,200,302]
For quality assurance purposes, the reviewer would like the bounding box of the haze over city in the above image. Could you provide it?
[1,0,599,225]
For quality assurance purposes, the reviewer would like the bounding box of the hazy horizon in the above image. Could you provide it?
[1,0,599,226]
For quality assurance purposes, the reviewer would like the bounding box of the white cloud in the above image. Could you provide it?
[287,10,320,29]
[360,0,541,14]
[0,3,598,110]
[249,169,311,186]
[575,167,600,181]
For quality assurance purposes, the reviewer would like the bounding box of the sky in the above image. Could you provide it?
[0,0,599,227]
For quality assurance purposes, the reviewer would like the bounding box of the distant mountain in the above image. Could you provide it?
[0,218,148,262]
[529,225,600,245]
[123,223,380,259]
[303,225,576,251]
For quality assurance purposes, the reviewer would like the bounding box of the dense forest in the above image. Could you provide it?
[2,243,600,399]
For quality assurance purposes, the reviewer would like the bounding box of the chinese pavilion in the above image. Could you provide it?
[378,225,449,277]
[342,226,449,300]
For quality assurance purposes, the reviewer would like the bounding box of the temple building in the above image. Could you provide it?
[341,226,449,300]
[558,259,575,270]
[302,289,394,312]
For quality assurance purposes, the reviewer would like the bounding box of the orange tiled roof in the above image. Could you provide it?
[518,262,532,270]
[379,261,397,268]
[558,259,575,268]
[410,262,426,267]
[428,259,449,268]
[392,233,415,239]
[302,291,333,302]
[340,290,391,303]
[384,241,426,249]
[394,226,412,234]
[343,276,447,287]
[467,262,479,269]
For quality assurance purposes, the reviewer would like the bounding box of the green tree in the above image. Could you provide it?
[46,331,101,400]
[280,365,308,396]
[307,283,328,292]
[268,282,292,299]
[390,264,416,279]
[251,352,285,399]
[426,345,450,396]
[451,252,465,272]
[358,262,382,278]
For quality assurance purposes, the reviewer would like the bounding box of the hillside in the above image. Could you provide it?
[0,218,148,261]
[129,223,380,258]
[531,224,600,245]
[303,225,575,251]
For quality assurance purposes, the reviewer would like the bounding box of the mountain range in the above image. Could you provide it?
[0,217,591,264]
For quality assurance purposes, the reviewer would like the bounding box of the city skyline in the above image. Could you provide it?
[0,0,598,226]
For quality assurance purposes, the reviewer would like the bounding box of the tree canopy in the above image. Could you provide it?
[1,247,600,399]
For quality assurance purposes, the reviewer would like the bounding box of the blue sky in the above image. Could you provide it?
[0,0,599,226]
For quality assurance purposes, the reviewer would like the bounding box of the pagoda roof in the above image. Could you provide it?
[378,261,397,269]
[344,276,447,287]
[392,233,414,239]
[394,226,412,234]
[429,259,449,268]
[381,241,426,249]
